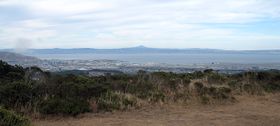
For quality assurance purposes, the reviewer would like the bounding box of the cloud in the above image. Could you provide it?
[0,0,280,49]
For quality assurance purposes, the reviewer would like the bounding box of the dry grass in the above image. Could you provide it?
[33,93,280,126]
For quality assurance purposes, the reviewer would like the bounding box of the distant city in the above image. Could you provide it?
[1,46,280,76]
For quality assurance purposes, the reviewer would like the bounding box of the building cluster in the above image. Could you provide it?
[5,59,280,75]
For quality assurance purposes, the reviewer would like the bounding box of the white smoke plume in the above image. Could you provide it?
[13,38,33,53]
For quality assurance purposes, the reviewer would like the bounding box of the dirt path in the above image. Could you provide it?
[33,94,280,126]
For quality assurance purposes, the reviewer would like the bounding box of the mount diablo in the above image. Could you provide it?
[11,46,280,55]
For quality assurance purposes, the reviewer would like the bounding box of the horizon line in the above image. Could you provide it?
[1,46,280,51]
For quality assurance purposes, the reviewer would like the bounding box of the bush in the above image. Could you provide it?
[149,91,165,102]
[194,82,204,95]
[0,81,32,109]
[0,107,30,126]
[98,92,138,111]
[200,96,210,104]
[207,86,232,99]
[196,85,234,103]
[242,83,263,95]
[39,98,90,116]
[0,61,25,81]
[263,83,280,92]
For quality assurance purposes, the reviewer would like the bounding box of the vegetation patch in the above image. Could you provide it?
[98,92,139,111]
[1,60,280,118]
[0,107,30,126]
[39,98,90,116]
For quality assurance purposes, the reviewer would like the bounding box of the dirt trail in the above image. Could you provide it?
[33,94,280,126]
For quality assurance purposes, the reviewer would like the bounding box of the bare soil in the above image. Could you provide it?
[33,94,280,126]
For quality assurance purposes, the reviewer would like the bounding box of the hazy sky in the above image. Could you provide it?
[0,0,280,50]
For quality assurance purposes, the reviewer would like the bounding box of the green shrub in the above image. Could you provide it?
[189,82,234,103]
[0,81,32,109]
[149,91,165,102]
[200,96,210,104]
[194,82,204,95]
[0,107,30,126]
[228,80,240,89]
[98,92,138,111]
[207,86,232,99]
[242,83,263,95]
[39,98,90,116]
[263,83,280,92]
[207,73,227,84]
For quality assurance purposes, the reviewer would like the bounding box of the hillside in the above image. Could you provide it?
[0,61,280,126]
[0,51,43,68]
[0,51,40,62]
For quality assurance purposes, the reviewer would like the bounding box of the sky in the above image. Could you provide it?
[0,0,280,50]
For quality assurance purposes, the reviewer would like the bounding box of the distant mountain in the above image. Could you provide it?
[21,46,280,55]
[0,51,40,62]
[1,46,280,55]
[0,51,43,67]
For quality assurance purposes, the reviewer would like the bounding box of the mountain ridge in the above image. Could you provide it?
[1,46,280,55]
